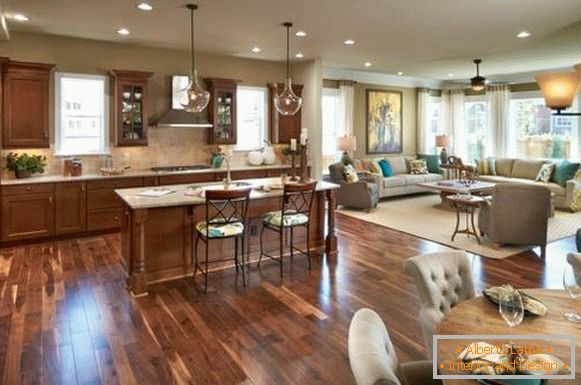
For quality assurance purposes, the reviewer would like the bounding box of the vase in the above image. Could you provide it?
[15,170,32,179]
[211,155,224,168]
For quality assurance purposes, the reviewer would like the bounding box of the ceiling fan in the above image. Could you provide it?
[470,59,486,91]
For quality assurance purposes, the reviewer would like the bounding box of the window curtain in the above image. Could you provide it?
[442,89,466,160]
[487,84,510,158]
[417,88,431,154]
[338,80,355,136]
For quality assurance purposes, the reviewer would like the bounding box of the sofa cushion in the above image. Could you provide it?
[495,158,515,177]
[403,174,426,185]
[553,160,580,187]
[424,173,444,182]
[417,154,440,174]
[478,175,512,183]
[511,159,545,180]
[387,156,407,175]
[409,159,429,174]
[383,176,406,188]
[475,158,496,176]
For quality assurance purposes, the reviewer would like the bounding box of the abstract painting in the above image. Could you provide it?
[366,89,402,154]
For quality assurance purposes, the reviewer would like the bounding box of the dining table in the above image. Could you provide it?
[437,289,581,385]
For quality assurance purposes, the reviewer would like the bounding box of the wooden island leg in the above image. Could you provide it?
[130,208,149,297]
[325,189,338,259]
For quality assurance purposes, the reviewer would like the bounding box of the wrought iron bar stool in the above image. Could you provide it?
[258,181,317,277]
[193,188,251,293]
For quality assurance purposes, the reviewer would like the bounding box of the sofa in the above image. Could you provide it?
[355,155,443,198]
[328,162,379,211]
[477,158,577,210]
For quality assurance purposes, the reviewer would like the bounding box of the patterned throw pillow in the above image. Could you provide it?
[343,164,359,183]
[571,170,581,212]
[535,163,554,183]
[409,159,429,175]
[475,158,497,176]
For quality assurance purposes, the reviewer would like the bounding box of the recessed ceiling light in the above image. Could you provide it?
[397,71,403,76]
[295,31,307,37]
[344,39,355,45]
[117,28,130,36]
[251,47,261,53]
[364,62,372,68]
[12,13,30,22]
[136,2,153,11]
[448,73,455,77]
[516,31,531,38]
[295,52,304,58]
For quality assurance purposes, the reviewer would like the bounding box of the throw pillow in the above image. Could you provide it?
[487,158,497,176]
[417,154,440,174]
[378,159,392,177]
[343,164,359,183]
[409,159,429,175]
[553,160,580,187]
[370,158,383,173]
[475,159,490,175]
[571,170,581,212]
[535,163,554,183]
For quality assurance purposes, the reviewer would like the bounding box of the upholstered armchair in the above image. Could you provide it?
[348,308,442,385]
[403,251,475,359]
[328,162,379,212]
[478,184,551,258]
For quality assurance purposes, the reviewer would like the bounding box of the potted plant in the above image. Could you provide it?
[5,152,47,179]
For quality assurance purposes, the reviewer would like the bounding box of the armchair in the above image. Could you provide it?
[328,162,379,212]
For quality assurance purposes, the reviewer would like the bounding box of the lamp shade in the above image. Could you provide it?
[435,134,449,148]
[535,71,580,111]
[337,135,357,151]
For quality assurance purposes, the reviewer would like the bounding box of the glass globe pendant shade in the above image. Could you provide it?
[181,69,210,112]
[275,78,302,116]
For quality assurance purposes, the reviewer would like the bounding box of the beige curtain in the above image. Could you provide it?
[487,84,510,158]
[442,89,466,160]
[417,88,431,154]
[338,80,355,136]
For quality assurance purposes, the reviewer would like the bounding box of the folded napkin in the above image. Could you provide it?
[483,285,548,316]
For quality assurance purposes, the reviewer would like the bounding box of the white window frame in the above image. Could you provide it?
[235,85,268,152]
[55,72,109,156]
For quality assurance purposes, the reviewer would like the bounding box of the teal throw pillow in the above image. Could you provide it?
[417,154,440,174]
[553,160,580,187]
[378,159,392,177]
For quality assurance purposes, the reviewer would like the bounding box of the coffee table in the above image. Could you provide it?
[418,180,496,205]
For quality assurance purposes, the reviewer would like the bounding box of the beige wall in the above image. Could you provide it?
[352,82,418,159]
[0,31,292,175]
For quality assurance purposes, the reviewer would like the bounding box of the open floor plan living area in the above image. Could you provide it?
[0,1,580,384]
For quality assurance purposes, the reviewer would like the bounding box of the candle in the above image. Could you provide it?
[290,138,297,151]
[300,134,306,146]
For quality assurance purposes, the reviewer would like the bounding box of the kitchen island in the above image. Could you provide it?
[116,178,339,296]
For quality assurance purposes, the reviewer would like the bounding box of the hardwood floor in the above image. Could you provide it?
[0,213,576,385]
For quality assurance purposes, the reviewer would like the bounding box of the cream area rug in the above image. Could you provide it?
[338,194,580,259]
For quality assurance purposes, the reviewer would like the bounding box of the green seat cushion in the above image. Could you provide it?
[552,160,580,187]
[196,221,244,238]
[262,211,309,227]
[417,154,440,174]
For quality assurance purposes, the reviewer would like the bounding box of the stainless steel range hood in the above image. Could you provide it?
[154,75,213,128]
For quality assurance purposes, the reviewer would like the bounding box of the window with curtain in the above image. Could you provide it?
[322,88,346,173]
[236,86,268,151]
[464,97,490,162]
[509,93,579,160]
[425,96,443,154]
[55,73,108,155]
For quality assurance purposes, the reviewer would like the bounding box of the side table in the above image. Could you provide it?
[446,195,486,244]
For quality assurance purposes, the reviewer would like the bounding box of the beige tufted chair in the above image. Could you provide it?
[403,251,475,359]
[348,308,441,385]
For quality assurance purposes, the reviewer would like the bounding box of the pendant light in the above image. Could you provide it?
[470,59,486,92]
[180,4,210,112]
[274,22,302,116]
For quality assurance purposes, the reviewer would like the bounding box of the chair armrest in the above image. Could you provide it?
[366,172,384,194]
[566,179,577,207]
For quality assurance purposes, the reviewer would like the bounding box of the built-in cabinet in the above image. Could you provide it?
[268,82,303,145]
[111,69,153,147]
[55,182,87,235]
[2,184,55,241]
[2,60,55,148]
[204,78,237,145]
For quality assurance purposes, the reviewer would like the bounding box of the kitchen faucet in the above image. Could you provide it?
[223,155,232,188]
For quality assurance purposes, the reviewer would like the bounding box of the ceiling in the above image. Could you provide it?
[3,0,581,82]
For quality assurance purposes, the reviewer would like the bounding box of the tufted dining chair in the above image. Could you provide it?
[348,308,442,385]
[403,251,475,358]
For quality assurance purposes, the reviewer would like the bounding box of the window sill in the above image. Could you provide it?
[54,152,111,157]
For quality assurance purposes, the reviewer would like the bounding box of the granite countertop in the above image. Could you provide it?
[0,164,295,186]
[115,178,339,210]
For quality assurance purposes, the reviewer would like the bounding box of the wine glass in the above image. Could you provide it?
[563,266,581,323]
[499,289,524,349]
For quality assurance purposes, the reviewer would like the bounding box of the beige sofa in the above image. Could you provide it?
[355,155,443,198]
[478,158,575,210]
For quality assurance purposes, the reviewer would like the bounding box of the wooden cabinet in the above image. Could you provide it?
[111,70,153,147]
[204,78,237,145]
[268,82,303,145]
[2,61,54,148]
[158,172,216,185]
[87,177,144,231]
[55,182,87,235]
[2,184,55,241]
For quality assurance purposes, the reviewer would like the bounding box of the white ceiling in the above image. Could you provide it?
[3,0,581,82]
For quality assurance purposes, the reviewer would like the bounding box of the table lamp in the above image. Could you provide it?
[435,135,450,164]
[337,135,357,165]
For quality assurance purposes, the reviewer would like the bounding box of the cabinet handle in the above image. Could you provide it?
[25,187,31,191]
[81,184,85,192]
[49,197,53,204]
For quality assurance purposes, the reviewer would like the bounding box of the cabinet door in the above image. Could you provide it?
[268,83,303,144]
[2,193,54,240]
[55,182,87,234]
[2,67,51,148]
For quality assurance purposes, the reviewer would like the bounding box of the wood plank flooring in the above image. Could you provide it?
[0,213,576,385]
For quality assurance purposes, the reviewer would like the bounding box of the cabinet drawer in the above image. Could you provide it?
[87,189,123,210]
[159,173,215,185]
[87,209,123,231]
[266,167,290,177]
[87,177,143,190]
[231,169,266,180]
[2,183,54,196]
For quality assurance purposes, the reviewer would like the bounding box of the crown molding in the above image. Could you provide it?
[323,66,445,89]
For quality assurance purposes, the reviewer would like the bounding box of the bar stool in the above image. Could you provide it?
[193,188,251,293]
[258,181,317,277]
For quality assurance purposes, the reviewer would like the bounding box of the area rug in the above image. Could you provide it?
[338,194,580,259]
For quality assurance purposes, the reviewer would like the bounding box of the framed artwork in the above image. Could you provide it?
[366,89,403,154]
